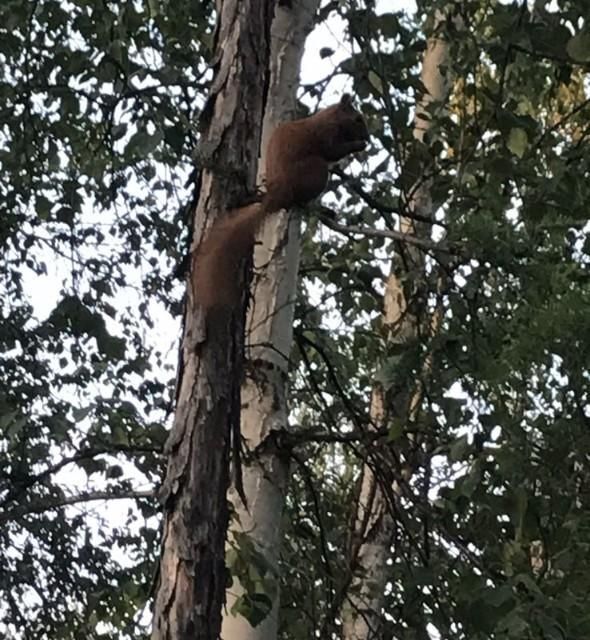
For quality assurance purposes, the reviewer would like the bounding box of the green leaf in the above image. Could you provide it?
[368,70,384,95]
[231,592,273,628]
[449,435,469,462]
[106,464,124,479]
[377,13,399,38]
[124,130,163,159]
[147,0,160,17]
[566,30,590,62]
[163,124,185,153]
[486,584,513,607]
[72,406,93,422]
[388,418,404,441]
[506,128,528,158]
[374,356,401,390]
[36,195,52,220]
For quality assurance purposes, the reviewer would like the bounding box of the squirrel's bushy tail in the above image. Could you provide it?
[192,203,268,311]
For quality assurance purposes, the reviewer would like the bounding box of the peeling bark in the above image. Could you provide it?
[150,2,276,639]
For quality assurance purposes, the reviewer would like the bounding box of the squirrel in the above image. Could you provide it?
[193,94,369,311]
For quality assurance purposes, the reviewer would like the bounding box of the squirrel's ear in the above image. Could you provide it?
[340,93,354,108]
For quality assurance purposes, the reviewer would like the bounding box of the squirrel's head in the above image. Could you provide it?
[336,94,369,147]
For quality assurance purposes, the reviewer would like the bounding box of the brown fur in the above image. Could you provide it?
[193,94,369,311]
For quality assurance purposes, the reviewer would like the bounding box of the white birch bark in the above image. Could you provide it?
[221,2,320,639]
[342,10,452,639]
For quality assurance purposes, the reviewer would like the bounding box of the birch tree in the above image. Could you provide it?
[342,8,453,638]
[222,1,320,637]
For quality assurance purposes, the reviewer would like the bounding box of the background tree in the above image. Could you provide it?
[342,8,453,638]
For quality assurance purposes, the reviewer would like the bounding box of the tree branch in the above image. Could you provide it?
[0,444,161,507]
[318,209,454,254]
[0,488,155,525]
[331,167,441,226]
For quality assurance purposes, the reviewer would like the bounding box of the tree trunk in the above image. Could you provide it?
[221,2,320,639]
[342,10,452,640]
[150,2,275,639]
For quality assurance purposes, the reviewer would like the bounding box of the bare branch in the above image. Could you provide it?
[318,210,454,254]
